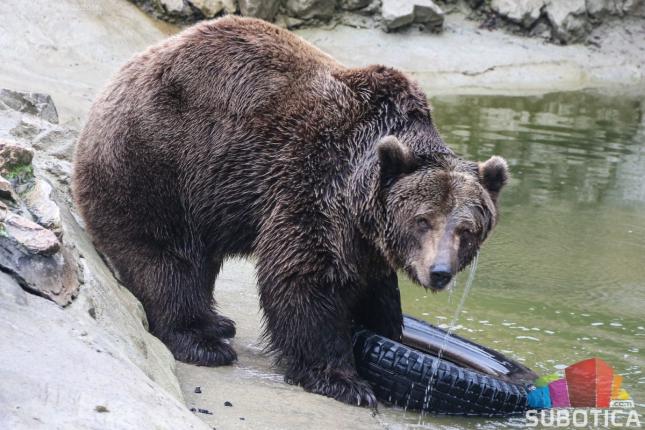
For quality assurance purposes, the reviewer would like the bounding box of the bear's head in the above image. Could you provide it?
[376,136,509,291]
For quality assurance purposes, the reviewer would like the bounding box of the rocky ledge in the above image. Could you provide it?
[129,0,645,43]
[0,89,210,430]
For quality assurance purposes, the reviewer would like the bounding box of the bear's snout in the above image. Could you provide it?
[429,263,453,290]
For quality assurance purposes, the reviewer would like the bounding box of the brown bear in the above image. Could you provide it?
[72,16,509,406]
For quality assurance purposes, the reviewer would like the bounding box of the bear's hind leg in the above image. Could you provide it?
[115,245,237,366]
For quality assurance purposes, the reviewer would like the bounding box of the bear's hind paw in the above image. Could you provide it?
[166,330,237,366]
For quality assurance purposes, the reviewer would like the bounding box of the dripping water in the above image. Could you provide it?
[417,252,479,420]
[447,276,457,304]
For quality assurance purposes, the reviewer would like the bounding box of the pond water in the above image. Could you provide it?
[383,90,645,429]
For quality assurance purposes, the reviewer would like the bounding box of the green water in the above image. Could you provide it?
[383,91,645,429]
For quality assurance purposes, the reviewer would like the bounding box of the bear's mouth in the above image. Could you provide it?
[404,264,455,293]
[405,265,441,293]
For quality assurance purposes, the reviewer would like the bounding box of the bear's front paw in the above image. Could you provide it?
[291,369,377,407]
[164,329,237,366]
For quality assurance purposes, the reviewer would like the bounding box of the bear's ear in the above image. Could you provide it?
[479,156,509,202]
[378,136,417,183]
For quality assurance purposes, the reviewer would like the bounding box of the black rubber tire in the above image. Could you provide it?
[353,330,530,416]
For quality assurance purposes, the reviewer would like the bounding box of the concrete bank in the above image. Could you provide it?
[296,14,645,96]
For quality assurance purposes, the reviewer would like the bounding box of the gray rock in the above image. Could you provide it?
[275,14,307,28]
[159,0,189,15]
[189,0,236,17]
[339,0,372,10]
[545,0,590,43]
[414,0,445,30]
[382,0,444,31]
[0,97,77,199]
[43,159,72,187]
[239,0,281,20]
[32,124,78,160]
[467,0,485,8]
[491,0,545,27]
[0,140,32,163]
[586,0,618,17]
[339,11,375,27]
[285,0,337,20]
[0,89,59,124]
[529,17,552,38]
[135,0,195,21]
[0,140,33,179]
[622,0,645,16]
[382,0,416,29]
[0,209,78,307]
[1,212,60,256]
[361,0,382,14]
[9,118,41,140]
[23,179,62,233]
[0,176,15,201]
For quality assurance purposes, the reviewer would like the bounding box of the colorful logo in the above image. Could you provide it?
[528,357,633,409]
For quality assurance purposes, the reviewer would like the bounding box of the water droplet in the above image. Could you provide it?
[516,336,540,341]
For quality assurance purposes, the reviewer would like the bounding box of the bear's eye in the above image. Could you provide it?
[458,228,476,246]
[415,216,432,231]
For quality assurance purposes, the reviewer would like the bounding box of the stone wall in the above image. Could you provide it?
[128,0,645,44]
[482,0,645,43]
[129,0,447,33]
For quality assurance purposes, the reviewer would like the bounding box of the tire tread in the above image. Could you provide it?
[353,330,530,416]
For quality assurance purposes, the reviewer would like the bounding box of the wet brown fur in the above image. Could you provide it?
[72,16,508,407]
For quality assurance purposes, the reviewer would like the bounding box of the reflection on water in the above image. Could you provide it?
[385,91,645,428]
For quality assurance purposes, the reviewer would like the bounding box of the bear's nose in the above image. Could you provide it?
[429,265,452,289]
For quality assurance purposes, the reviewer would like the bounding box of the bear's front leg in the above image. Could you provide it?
[257,263,376,407]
